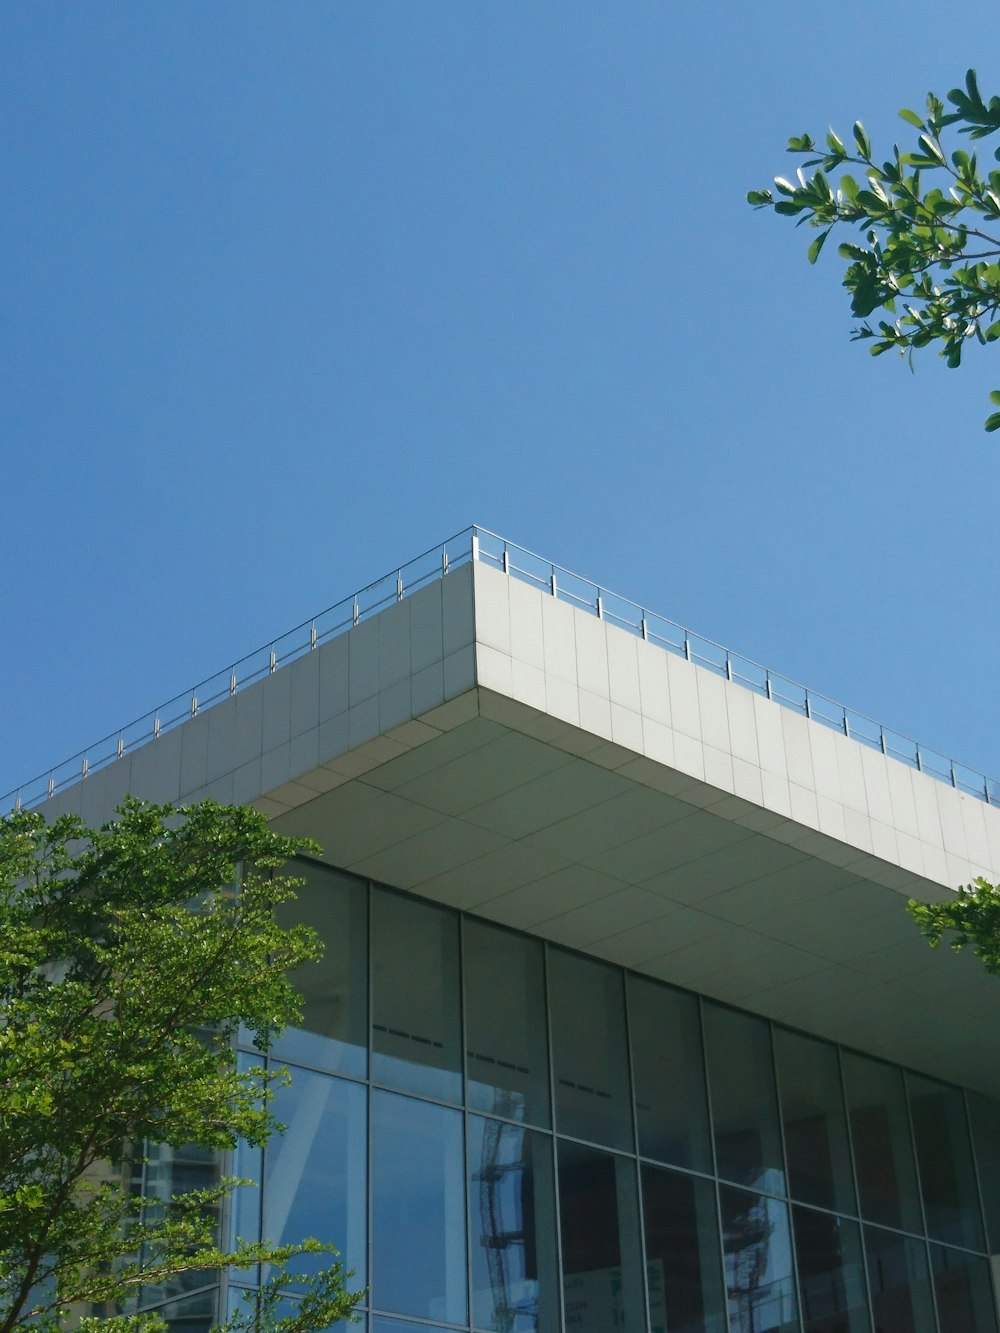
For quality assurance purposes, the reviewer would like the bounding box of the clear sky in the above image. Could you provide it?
[2,3,998,804]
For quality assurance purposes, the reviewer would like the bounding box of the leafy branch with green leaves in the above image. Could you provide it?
[749,69,1000,428]
[0,798,363,1333]
[908,877,1000,975]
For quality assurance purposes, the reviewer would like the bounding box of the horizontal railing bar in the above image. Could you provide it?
[5,525,996,814]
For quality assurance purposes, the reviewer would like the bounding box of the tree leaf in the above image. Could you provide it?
[807,227,833,264]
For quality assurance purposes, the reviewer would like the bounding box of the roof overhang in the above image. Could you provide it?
[37,558,1000,1095]
[269,678,1000,1097]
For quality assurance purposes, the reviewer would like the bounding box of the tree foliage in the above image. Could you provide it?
[0,798,363,1333]
[908,877,1000,974]
[749,69,1000,428]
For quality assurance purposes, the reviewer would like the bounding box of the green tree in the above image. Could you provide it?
[748,68,1000,428]
[908,878,1000,974]
[0,798,363,1333]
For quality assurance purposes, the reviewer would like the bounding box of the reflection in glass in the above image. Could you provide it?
[464,919,550,1127]
[629,977,712,1172]
[263,1068,367,1288]
[228,1287,352,1333]
[908,1073,984,1250]
[792,1207,870,1333]
[704,1005,785,1195]
[968,1092,1000,1253]
[774,1028,856,1215]
[468,1117,559,1333]
[930,1244,999,1333]
[229,1051,264,1286]
[719,1186,798,1333]
[371,1321,452,1333]
[549,949,633,1151]
[372,1090,467,1326]
[372,888,462,1103]
[147,1291,218,1333]
[641,1164,726,1333]
[271,862,368,1077]
[557,1141,644,1333]
[863,1226,936,1333]
[842,1052,922,1233]
[140,1140,223,1310]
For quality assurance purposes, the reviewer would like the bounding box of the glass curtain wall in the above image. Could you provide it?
[212,860,1000,1333]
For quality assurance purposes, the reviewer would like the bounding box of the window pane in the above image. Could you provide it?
[968,1092,1000,1253]
[147,1291,218,1333]
[229,1289,353,1333]
[719,1186,798,1333]
[842,1051,922,1233]
[371,888,462,1103]
[864,1227,936,1333]
[263,1068,367,1289]
[464,919,550,1128]
[775,1028,856,1215]
[372,1090,467,1326]
[557,1142,645,1333]
[629,977,712,1172]
[549,949,633,1151]
[272,863,368,1078]
[704,1004,785,1195]
[372,1320,453,1333]
[468,1117,559,1333]
[931,1244,999,1333]
[908,1074,984,1250]
[793,1207,871,1333]
[230,1051,264,1285]
[641,1163,726,1333]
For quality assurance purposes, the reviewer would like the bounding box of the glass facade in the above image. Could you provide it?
[206,860,1000,1333]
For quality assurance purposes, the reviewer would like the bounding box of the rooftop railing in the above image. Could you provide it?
[4,525,998,812]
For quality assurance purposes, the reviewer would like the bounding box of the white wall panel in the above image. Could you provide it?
[288,651,320,740]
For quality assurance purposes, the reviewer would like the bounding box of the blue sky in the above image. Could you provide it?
[2,3,999,803]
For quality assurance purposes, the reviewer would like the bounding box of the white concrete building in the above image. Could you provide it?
[17,527,1000,1333]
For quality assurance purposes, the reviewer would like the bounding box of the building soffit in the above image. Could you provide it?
[265,564,1000,1099]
